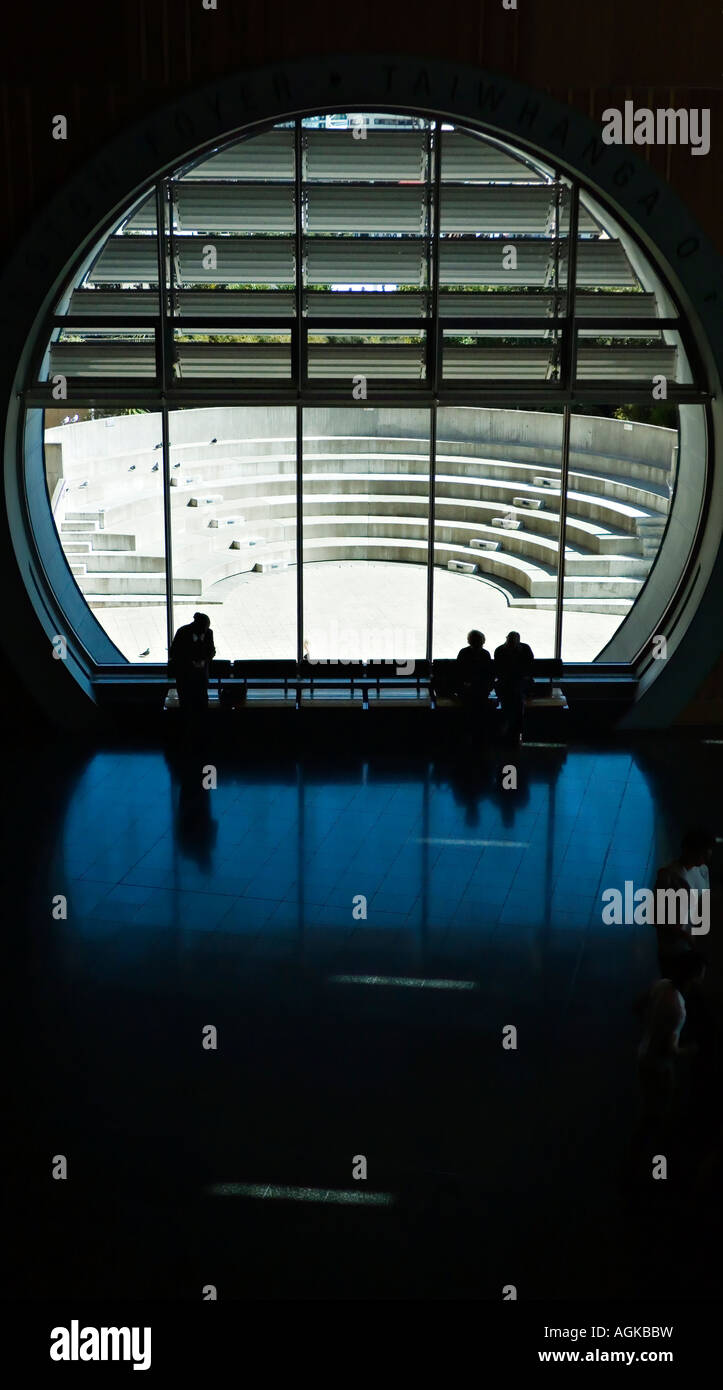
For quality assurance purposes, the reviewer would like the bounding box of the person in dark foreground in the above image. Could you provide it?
[493,630,534,743]
[169,611,216,720]
[653,827,714,973]
[636,950,707,1122]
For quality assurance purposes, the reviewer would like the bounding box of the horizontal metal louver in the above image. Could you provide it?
[303,129,426,181]
[49,341,157,376]
[67,290,296,316]
[307,343,426,378]
[306,185,426,234]
[305,239,426,285]
[441,185,554,234]
[305,291,428,317]
[89,237,296,284]
[180,129,295,180]
[173,183,295,233]
[439,240,552,287]
[441,131,546,181]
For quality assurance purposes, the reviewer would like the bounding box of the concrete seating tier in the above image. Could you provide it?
[163,466,663,535]
[171,486,645,556]
[169,509,650,579]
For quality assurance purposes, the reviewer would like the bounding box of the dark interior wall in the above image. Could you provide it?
[0,0,721,726]
[2,0,720,262]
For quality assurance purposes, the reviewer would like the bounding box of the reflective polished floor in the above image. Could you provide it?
[8,734,722,1300]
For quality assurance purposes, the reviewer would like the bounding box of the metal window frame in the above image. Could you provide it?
[31,124,712,673]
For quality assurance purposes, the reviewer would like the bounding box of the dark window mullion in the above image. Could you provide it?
[427,121,443,664]
[294,122,305,668]
[154,181,175,657]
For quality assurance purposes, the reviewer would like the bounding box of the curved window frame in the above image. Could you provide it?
[2,57,721,717]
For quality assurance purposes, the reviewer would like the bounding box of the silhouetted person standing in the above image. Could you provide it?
[456,630,494,713]
[169,611,215,722]
[493,630,534,743]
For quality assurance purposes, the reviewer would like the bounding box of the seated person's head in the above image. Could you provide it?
[467,630,485,649]
[506,631,520,647]
[192,612,210,633]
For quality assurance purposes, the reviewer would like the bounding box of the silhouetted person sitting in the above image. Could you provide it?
[456,630,494,710]
[169,611,216,720]
[653,827,713,973]
[493,631,534,743]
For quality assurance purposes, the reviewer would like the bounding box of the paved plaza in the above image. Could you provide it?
[94,561,621,664]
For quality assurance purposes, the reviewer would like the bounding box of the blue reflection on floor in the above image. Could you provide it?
[56,749,657,980]
[12,739,719,1299]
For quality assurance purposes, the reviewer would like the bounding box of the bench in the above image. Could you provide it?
[162,656,566,718]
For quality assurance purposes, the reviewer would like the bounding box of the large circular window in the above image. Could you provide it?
[13,85,717,682]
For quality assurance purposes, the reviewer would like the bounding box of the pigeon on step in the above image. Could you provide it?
[210,437,218,444]
[152,462,159,471]
[78,480,88,488]
[154,442,162,449]
[139,648,150,657]
[128,464,136,471]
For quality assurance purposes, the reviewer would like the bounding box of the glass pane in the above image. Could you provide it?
[558,403,677,661]
[45,327,157,382]
[56,187,158,323]
[169,406,297,659]
[442,329,561,382]
[302,406,430,666]
[575,328,690,384]
[432,406,563,659]
[171,328,292,381]
[44,406,168,661]
[575,188,676,312]
[307,330,426,382]
[439,128,571,323]
[169,123,296,322]
[302,113,430,320]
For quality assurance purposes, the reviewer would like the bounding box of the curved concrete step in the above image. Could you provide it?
[173,488,644,557]
[170,510,652,580]
[156,469,663,536]
[188,536,646,601]
[77,574,201,596]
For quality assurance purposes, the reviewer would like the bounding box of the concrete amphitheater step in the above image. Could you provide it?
[89,454,663,526]
[185,488,645,557]
[77,574,202,596]
[84,598,169,609]
[306,435,674,485]
[213,433,672,485]
[81,552,165,573]
[513,597,634,615]
[171,505,649,578]
[161,453,667,514]
[58,527,137,551]
[161,468,661,538]
[188,535,645,600]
